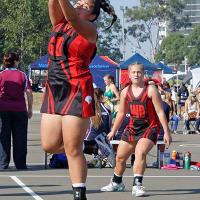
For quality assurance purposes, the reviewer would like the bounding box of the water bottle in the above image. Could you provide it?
[172,150,177,161]
[184,152,191,170]
[179,152,184,168]
[163,148,171,166]
[159,152,164,168]
[176,152,180,167]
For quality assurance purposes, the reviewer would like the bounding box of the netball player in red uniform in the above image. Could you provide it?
[40,1,116,200]
[101,63,172,197]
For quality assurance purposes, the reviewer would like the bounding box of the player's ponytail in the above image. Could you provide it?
[92,0,117,30]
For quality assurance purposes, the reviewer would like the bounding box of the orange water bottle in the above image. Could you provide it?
[172,150,177,161]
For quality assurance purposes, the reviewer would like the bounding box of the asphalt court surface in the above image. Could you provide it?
[0,113,200,200]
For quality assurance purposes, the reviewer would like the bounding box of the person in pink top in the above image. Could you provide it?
[0,52,33,170]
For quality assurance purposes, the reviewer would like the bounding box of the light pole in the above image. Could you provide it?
[120,6,126,61]
[184,56,188,74]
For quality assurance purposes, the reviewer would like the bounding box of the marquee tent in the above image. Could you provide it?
[30,55,48,70]
[120,53,158,71]
[156,62,176,74]
[29,55,118,90]
[89,55,119,89]
[183,68,200,90]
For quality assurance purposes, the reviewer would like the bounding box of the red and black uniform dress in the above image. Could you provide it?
[121,84,160,144]
[41,21,96,117]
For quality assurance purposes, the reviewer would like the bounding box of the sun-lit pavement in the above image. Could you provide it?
[0,113,200,200]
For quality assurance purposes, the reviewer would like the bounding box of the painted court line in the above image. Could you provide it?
[180,144,200,148]
[10,176,43,200]
[4,175,200,178]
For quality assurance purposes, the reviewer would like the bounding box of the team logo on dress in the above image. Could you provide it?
[85,96,92,104]
[75,191,80,198]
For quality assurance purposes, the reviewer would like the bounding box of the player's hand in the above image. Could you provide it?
[164,132,172,147]
[107,131,115,141]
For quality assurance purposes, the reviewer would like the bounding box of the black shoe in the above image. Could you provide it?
[16,165,27,170]
[72,187,87,200]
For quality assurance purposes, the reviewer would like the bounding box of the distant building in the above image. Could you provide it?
[158,0,200,44]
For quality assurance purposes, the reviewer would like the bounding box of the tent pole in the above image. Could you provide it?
[119,68,121,90]
[116,67,119,89]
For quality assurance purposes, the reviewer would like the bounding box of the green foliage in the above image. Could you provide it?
[125,0,190,61]
[156,25,200,66]
[0,0,122,68]
[0,0,51,69]
[96,1,122,62]
[155,33,186,65]
[185,25,200,66]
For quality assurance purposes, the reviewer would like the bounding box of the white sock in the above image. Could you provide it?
[72,183,86,188]
[134,174,143,177]
[114,173,122,177]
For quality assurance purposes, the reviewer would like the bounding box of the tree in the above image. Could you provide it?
[185,25,200,66]
[96,1,123,62]
[125,0,190,61]
[0,0,51,69]
[155,33,186,65]
[0,0,122,67]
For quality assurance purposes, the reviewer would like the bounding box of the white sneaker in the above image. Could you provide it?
[132,185,145,197]
[195,130,200,134]
[100,179,125,192]
[183,130,189,135]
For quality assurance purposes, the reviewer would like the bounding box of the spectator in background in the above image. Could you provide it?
[86,88,112,141]
[0,52,33,169]
[162,81,171,93]
[103,74,120,119]
[177,83,189,116]
[84,88,112,167]
[170,86,180,133]
[184,93,200,134]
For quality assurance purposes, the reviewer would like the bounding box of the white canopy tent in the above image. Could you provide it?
[190,68,200,90]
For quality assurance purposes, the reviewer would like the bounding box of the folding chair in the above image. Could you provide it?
[189,118,196,133]
[184,118,197,134]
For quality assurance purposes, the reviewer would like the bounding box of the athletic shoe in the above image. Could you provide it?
[173,131,178,134]
[95,132,116,168]
[132,185,145,197]
[100,179,125,192]
[183,130,189,135]
[195,130,200,134]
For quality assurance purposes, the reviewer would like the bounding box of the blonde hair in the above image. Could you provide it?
[90,88,104,129]
[188,94,198,103]
[128,62,144,72]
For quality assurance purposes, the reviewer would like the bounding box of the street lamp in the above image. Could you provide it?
[184,56,188,74]
[120,6,126,61]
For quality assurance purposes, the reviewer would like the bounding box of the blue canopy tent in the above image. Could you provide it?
[29,55,118,90]
[89,55,119,89]
[30,55,48,70]
[156,62,176,74]
[120,53,159,73]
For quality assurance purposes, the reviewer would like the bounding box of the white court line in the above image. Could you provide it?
[10,176,43,200]
[180,144,200,147]
[4,175,200,178]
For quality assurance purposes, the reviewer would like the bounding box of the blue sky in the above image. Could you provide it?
[110,0,139,18]
[109,0,151,60]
